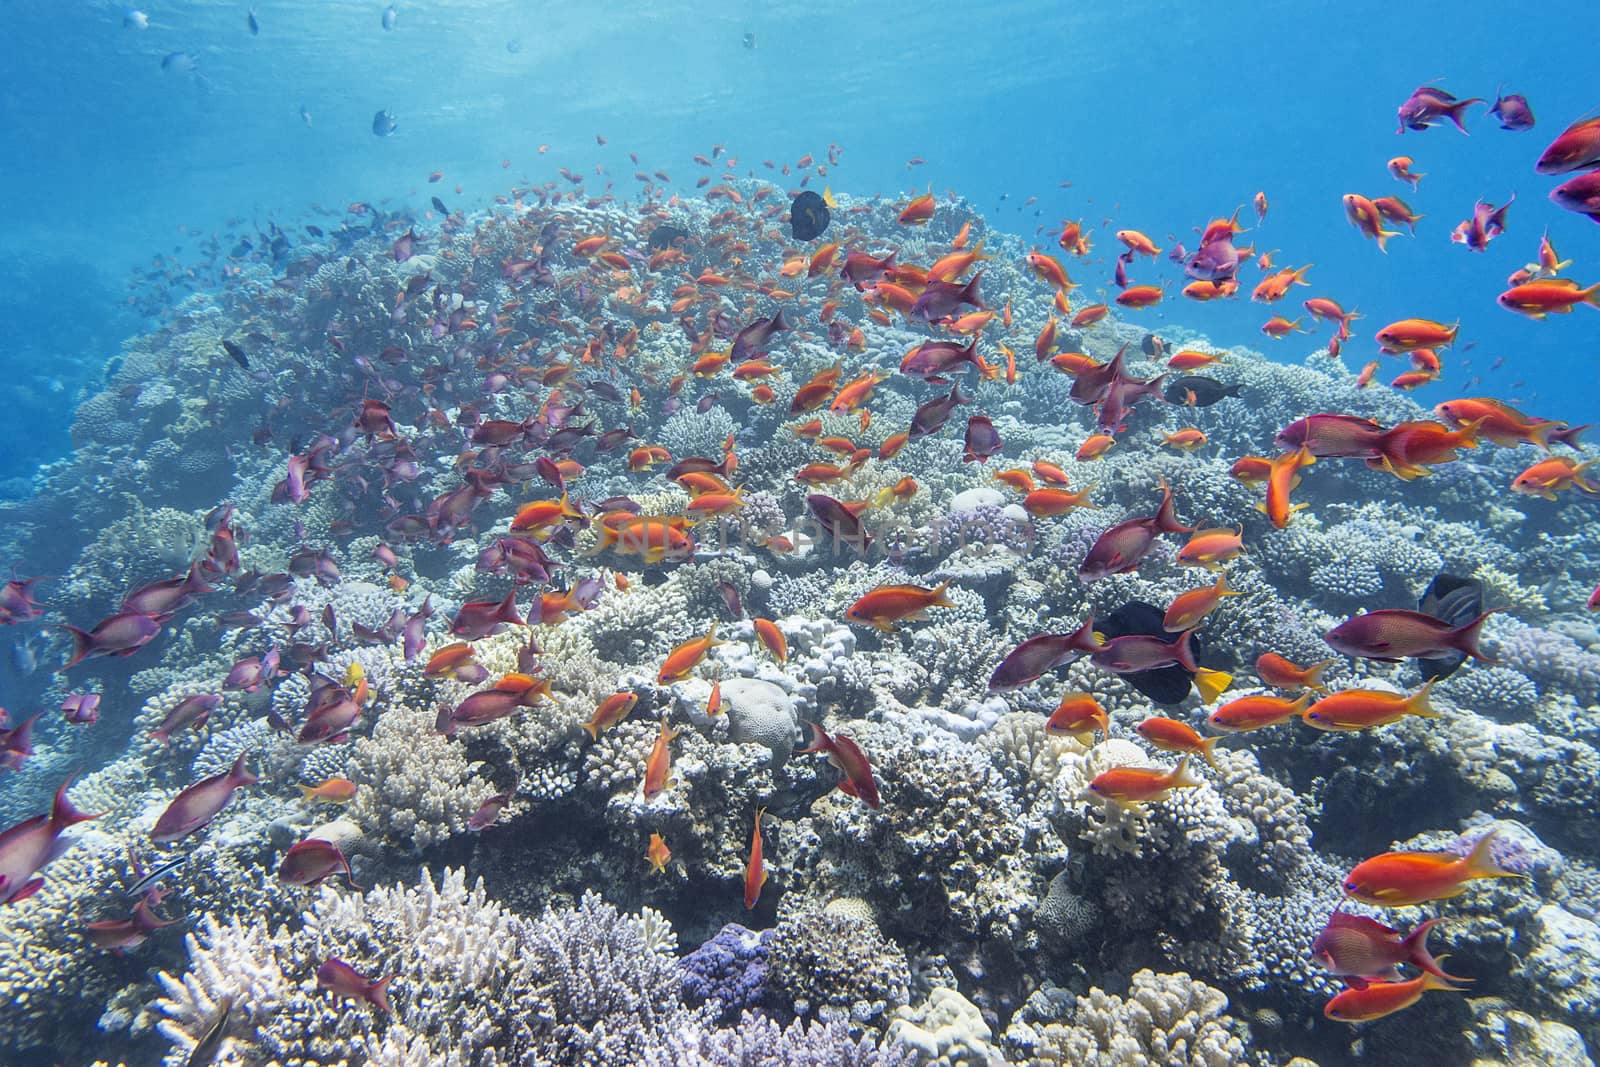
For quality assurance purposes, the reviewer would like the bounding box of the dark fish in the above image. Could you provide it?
[1141,333,1166,357]
[221,340,250,369]
[648,224,689,250]
[1163,375,1243,407]
[717,580,743,619]
[372,109,398,137]
[305,224,324,237]
[1489,88,1535,131]
[729,308,791,363]
[910,272,984,322]
[1415,574,1484,681]
[1096,601,1212,705]
[247,8,259,35]
[962,415,1002,462]
[184,996,234,1067]
[431,195,449,216]
[909,383,969,438]
[742,31,756,49]
[790,190,830,241]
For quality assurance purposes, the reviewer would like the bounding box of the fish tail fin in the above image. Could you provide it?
[367,975,394,1014]
[1154,479,1192,534]
[1583,282,1600,308]
[800,720,832,755]
[1405,919,1470,984]
[1407,678,1442,719]
[929,581,956,609]
[962,270,985,310]
[59,625,93,670]
[1305,658,1334,693]
[1460,828,1523,883]
[1199,736,1222,771]
[581,720,600,741]
[1170,754,1204,790]
[1454,609,1500,661]
[1193,667,1232,704]
[50,777,99,831]
[1446,98,1485,133]
[1548,423,1590,450]
[1173,629,1201,672]
[1375,228,1400,253]
[1420,967,1471,994]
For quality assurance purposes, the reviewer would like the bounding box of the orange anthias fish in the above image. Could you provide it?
[1343,828,1522,906]
[1434,398,1587,450]
[1208,691,1314,733]
[1301,680,1439,732]
[1510,456,1600,499]
[642,719,680,800]
[1324,972,1468,1023]
[1135,716,1221,769]
[1076,435,1116,461]
[1176,527,1244,568]
[898,191,936,225]
[1116,229,1161,257]
[1166,349,1224,372]
[1045,692,1110,743]
[1497,278,1600,319]
[647,832,671,875]
[1088,755,1203,808]
[583,691,639,740]
[1260,447,1316,528]
[1163,572,1240,632]
[1255,653,1332,692]
[1343,193,1402,252]
[744,807,768,909]
[1025,251,1075,290]
[1071,303,1109,327]
[1023,486,1097,517]
[1032,460,1072,485]
[753,618,787,663]
[1375,318,1459,353]
[1251,264,1313,303]
[299,778,359,804]
[846,582,955,632]
[1159,427,1207,451]
[1260,315,1306,338]
[1228,455,1274,486]
[658,623,723,683]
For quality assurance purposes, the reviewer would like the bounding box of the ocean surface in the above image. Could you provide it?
[2,3,1599,1066]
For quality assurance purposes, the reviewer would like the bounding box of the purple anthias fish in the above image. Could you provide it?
[151,693,222,744]
[1078,481,1193,582]
[900,339,982,380]
[1488,87,1535,131]
[223,647,280,692]
[1,714,40,773]
[1276,414,1387,458]
[1451,195,1513,252]
[297,687,363,744]
[60,612,164,669]
[0,576,48,624]
[446,676,547,730]
[841,250,895,289]
[1550,171,1600,224]
[0,778,99,904]
[402,596,434,661]
[317,958,393,1013]
[1397,85,1483,134]
[909,383,969,438]
[910,271,985,322]
[277,838,357,887]
[1090,629,1200,674]
[807,494,873,555]
[1312,912,1462,989]
[987,616,1105,691]
[1324,608,1498,662]
[392,229,419,263]
[150,753,257,844]
[1096,371,1166,434]
[962,416,1002,463]
[121,562,214,618]
[1184,237,1246,283]
[85,891,181,950]
[729,308,791,363]
[60,693,101,726]
[717,579,743,619]
[478,537,553,585]
[451,590,524,639]
[468,781,518,831]
[1069,346,1127,407]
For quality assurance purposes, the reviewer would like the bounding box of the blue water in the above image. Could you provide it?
[1,0,1595,488]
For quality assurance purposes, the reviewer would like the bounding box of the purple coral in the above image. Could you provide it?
[679,923,772,1022]
[927,503,1034,557]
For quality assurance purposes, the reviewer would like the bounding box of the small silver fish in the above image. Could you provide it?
[161,51,197,74]
[381,3,399,30]
[123,7,149,29]
[299,105,313,127]
[372,108,397,137]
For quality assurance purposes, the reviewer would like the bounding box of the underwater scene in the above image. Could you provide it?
[4,3,1600,1065]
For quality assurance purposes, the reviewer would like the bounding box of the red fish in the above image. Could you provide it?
[1324,972,1467,1022]
[1077,481,1191,581]
[277,838,358,887]
[802,722,880,808]
[316,958,393,1013]
[1324,608,1496,662]
[1312,912,1463,988]
[744,807,768,909]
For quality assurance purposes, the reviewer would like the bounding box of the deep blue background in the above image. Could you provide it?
[0,1,1595,486]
